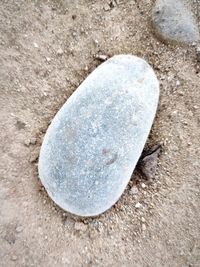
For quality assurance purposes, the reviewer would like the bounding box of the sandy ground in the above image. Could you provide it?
[0,0,200,266]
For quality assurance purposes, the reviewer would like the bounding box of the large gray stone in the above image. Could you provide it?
[38,55,159,217]
[152,0,199,44]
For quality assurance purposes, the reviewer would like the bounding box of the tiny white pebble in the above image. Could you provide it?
[142,223,146,231]
[130,186,139,195]
[16,226,23,233]
[33,42,39,48]
[104,3,111,11]
[57,48,64,55]
[135,202,142,209]
[95,54,108,61]
[11,255,18,261]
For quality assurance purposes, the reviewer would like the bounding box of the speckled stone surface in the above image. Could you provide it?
[152,0,199,44]
[38,55,159,217]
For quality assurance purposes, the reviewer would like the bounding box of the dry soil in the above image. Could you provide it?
[0,0,200,266]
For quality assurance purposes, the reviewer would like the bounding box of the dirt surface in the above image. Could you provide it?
[0,0,200,266]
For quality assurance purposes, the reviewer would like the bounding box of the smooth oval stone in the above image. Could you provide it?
[152,0,199,44]
[38,55,159,217]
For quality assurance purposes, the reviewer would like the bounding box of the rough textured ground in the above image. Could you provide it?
[0,0,199,266]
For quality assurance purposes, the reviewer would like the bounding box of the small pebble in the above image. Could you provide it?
[57,48,64,56]
[33,42,39,48]
[29,151,39,163]
[24,139,30,146]
[142,223,146,231]
[46,57,51,62]
[15,120,26,130]
[139,144,161,180]
[141,183,146,189]
[135,202,142,209]
[30,138,37,145]
[178,91,184,96]
[64,217,74,229]
[11,255,18,261]
[74,222,87,232]
[16,226,23,233]
[152,0,199,44]
[193,105,198,110]
[104,3,111,11]
[130,186,139,195]
[95,54,108,61]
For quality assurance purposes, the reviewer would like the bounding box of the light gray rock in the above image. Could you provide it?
[38,55,159,217]
[152,0,199,44]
